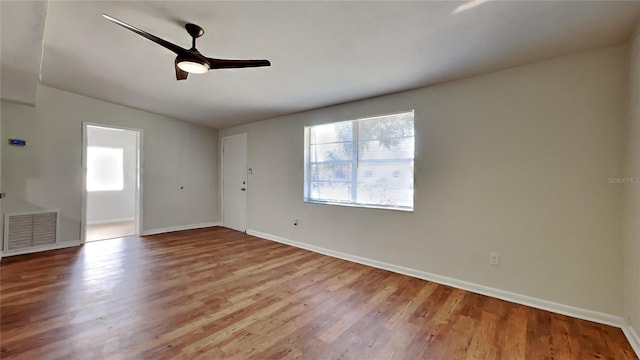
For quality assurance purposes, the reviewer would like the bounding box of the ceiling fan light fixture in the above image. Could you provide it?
[102,14,270,81]
[177,59,209,74]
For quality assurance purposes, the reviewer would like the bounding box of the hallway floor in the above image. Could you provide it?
[86,220,135,241]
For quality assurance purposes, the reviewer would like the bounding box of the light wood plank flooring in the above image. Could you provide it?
[1,227,636,359]
[86,220,136,242]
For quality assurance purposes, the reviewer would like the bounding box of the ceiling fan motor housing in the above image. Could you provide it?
[185,23,204,39]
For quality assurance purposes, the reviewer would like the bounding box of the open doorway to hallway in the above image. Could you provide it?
[82,124,141,242]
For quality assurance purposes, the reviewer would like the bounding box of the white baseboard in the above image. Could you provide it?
[143,222,222,236]
[247,229,625,329]
[1,241,82,257]
[623,325,640,357]
[87,217,135,225]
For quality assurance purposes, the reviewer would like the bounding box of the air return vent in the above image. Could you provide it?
[4,211,59,251]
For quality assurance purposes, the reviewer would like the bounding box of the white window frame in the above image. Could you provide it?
[304,110,415,211]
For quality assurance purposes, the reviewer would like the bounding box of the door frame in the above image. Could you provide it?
[221,133,248,232]
[0,114,3,260]
[81,122,143,243]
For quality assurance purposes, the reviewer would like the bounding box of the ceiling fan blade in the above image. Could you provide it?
[103,14,187,56]
[175,59,188,80]
[206,58,271,69]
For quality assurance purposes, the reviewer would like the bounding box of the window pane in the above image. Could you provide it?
[310,164,352,181]
[358,137,414,160]
[357,113,414,141]
[355,161,413,208]
[309,181,351,202]
[309,120,352,145]
[304,110,414,211]
[356,183,414,208]
[87,146,124,192]
[309,143,353,162]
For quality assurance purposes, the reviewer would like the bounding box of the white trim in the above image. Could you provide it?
[143,222,222,236]
[247,229,626,328]
[1,241,81,257]
[81,124,88,242]
[87,217,135,225]
[622,325,640,357]
[137,129,144,239]
[81,123,143,243]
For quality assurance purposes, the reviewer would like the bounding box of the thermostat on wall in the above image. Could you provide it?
[9,139,26,146]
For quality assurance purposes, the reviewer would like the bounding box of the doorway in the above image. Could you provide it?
[222,133,247,232]
[82,124,142,242]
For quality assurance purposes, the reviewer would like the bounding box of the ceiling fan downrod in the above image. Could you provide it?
[185,23,204,50]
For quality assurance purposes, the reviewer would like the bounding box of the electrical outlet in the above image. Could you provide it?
[490,252,500,266]
[293,219,299,226]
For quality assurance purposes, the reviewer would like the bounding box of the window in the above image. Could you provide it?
[304,110,415,211]
[87,146,124,192]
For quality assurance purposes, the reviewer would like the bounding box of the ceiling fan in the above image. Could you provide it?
[102,14,271,80]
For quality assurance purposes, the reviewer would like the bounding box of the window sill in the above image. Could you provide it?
[304,199,413,212]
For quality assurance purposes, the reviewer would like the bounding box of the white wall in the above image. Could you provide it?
[0,97,3,258]
[221,45,628,317]
[624,22,640,337]
[86,126,137,224]
[1,85,219,244]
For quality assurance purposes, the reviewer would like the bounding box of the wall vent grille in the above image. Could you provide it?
[5,211,59,251]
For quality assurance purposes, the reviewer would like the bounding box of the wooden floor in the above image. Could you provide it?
[86,220,136,242]
[1,227,636,359]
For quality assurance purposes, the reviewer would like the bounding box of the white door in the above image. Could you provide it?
[222,134,247,232]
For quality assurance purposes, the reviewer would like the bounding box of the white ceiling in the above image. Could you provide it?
[2,1,640,128]
[0,1,47,105]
